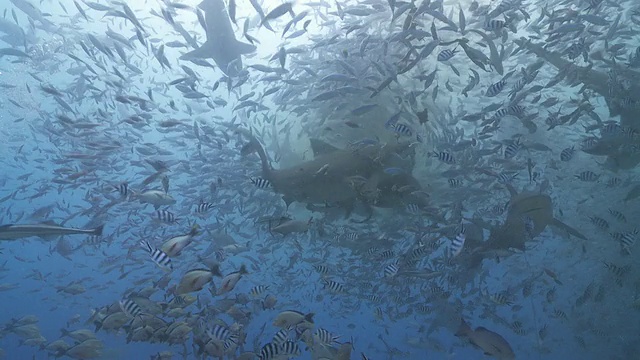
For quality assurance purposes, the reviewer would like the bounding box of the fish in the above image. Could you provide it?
[180,0,256,76]
[175,265,222,294]
[471,183,586,259]
[216,265,248,295]
[455,318,515,360]
[0,223,104,240]
[238,129,423,218]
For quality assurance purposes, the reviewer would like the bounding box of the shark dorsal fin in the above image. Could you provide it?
[309,139,340,157]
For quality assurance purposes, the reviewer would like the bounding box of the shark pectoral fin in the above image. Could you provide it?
[282,195,294,209]
[309,139,340,157]
[180,41,214,59]
[234,40,256,54]
[551,218,587,240]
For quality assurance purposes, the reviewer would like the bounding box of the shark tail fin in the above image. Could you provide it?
[234,40,256,54]
[240,132,272,177]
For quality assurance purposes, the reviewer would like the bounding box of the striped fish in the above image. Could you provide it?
[250,285,270,297]
[119,299,142,318]
[560,146,575,161]
[450,225,466,257]
[437,48,457,61]
[314,328,340,345]
[504,139,522,159]
[207,324,230,341]
[155,209,178,223]
[115,182,128,197]
[575,171,599,182]
[392,123,413,136]
[140,240,173,270]
[484,19,507,30]
[430,151,455,164]
[195,202,215,214]
[272,328,289,346]
[323,279,346,293]
[279,341,300,356]
[485,79,506,97]
[259,342,280,360]
[383,263,399,278]
[251,177,271,189]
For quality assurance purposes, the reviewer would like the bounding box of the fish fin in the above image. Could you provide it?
[304,312,315,323]
[93,225,104,237]
[309,138,340,157]
[234,39,256,54]
[551,218,587,240]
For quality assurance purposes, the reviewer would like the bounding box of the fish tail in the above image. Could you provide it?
[455,318,471,337]
[238,129,272,177]
[304,312,315,323]
[93,225,104,237]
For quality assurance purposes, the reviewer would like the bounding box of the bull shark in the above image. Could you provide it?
[180,0,256,76]
[465,184,586,266]
[517,38,640,169]
[239,129,425,219]
[0,223,104,240]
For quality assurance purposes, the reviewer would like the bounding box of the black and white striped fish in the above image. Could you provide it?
[485,79,507,97]
[608,209,626,223]
[383,263,399,278]
[140,240,173,270]
[430,151,455,164]
[279,341,300,356]
[450,225,466,257]
[119,299,142,318]
[259,342,280,360]
[377,249,395,260]
[272,328,290,346]
[314,265,330,275]
[155,209,178,223]
[314,328,340,345]
[484,19,508,31]
[560,146,575,161]
[115,182,128,197]
[251,177,271,189]
[195,202,215,214]
[207,324,230,341]
[250,285,270,297]
[323,279,346,293]
[406,203,421,213]
[223,333,239,351]
[497,172,518,184]
[448,179,463,188]
[392,123,413,136]
[504,139,522,159]
[575,171,599,182]
[437,48,457,61]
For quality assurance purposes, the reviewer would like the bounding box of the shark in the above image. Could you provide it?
[463,184,586,267]
[180,0,256,76]
[0,222,104,240]
[239,128,425,219]
[517,38,640,169]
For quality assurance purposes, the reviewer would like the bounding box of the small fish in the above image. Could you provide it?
[575,171,599,182]
[140,241,173,270]
[251,177,271,189]
[430,151,455,164]
[216,265,248,295]
[155,210,178,223]
[450,225,466,257]
[560,146,575,161]
[383,263,399,278]
[119,299,142,318]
